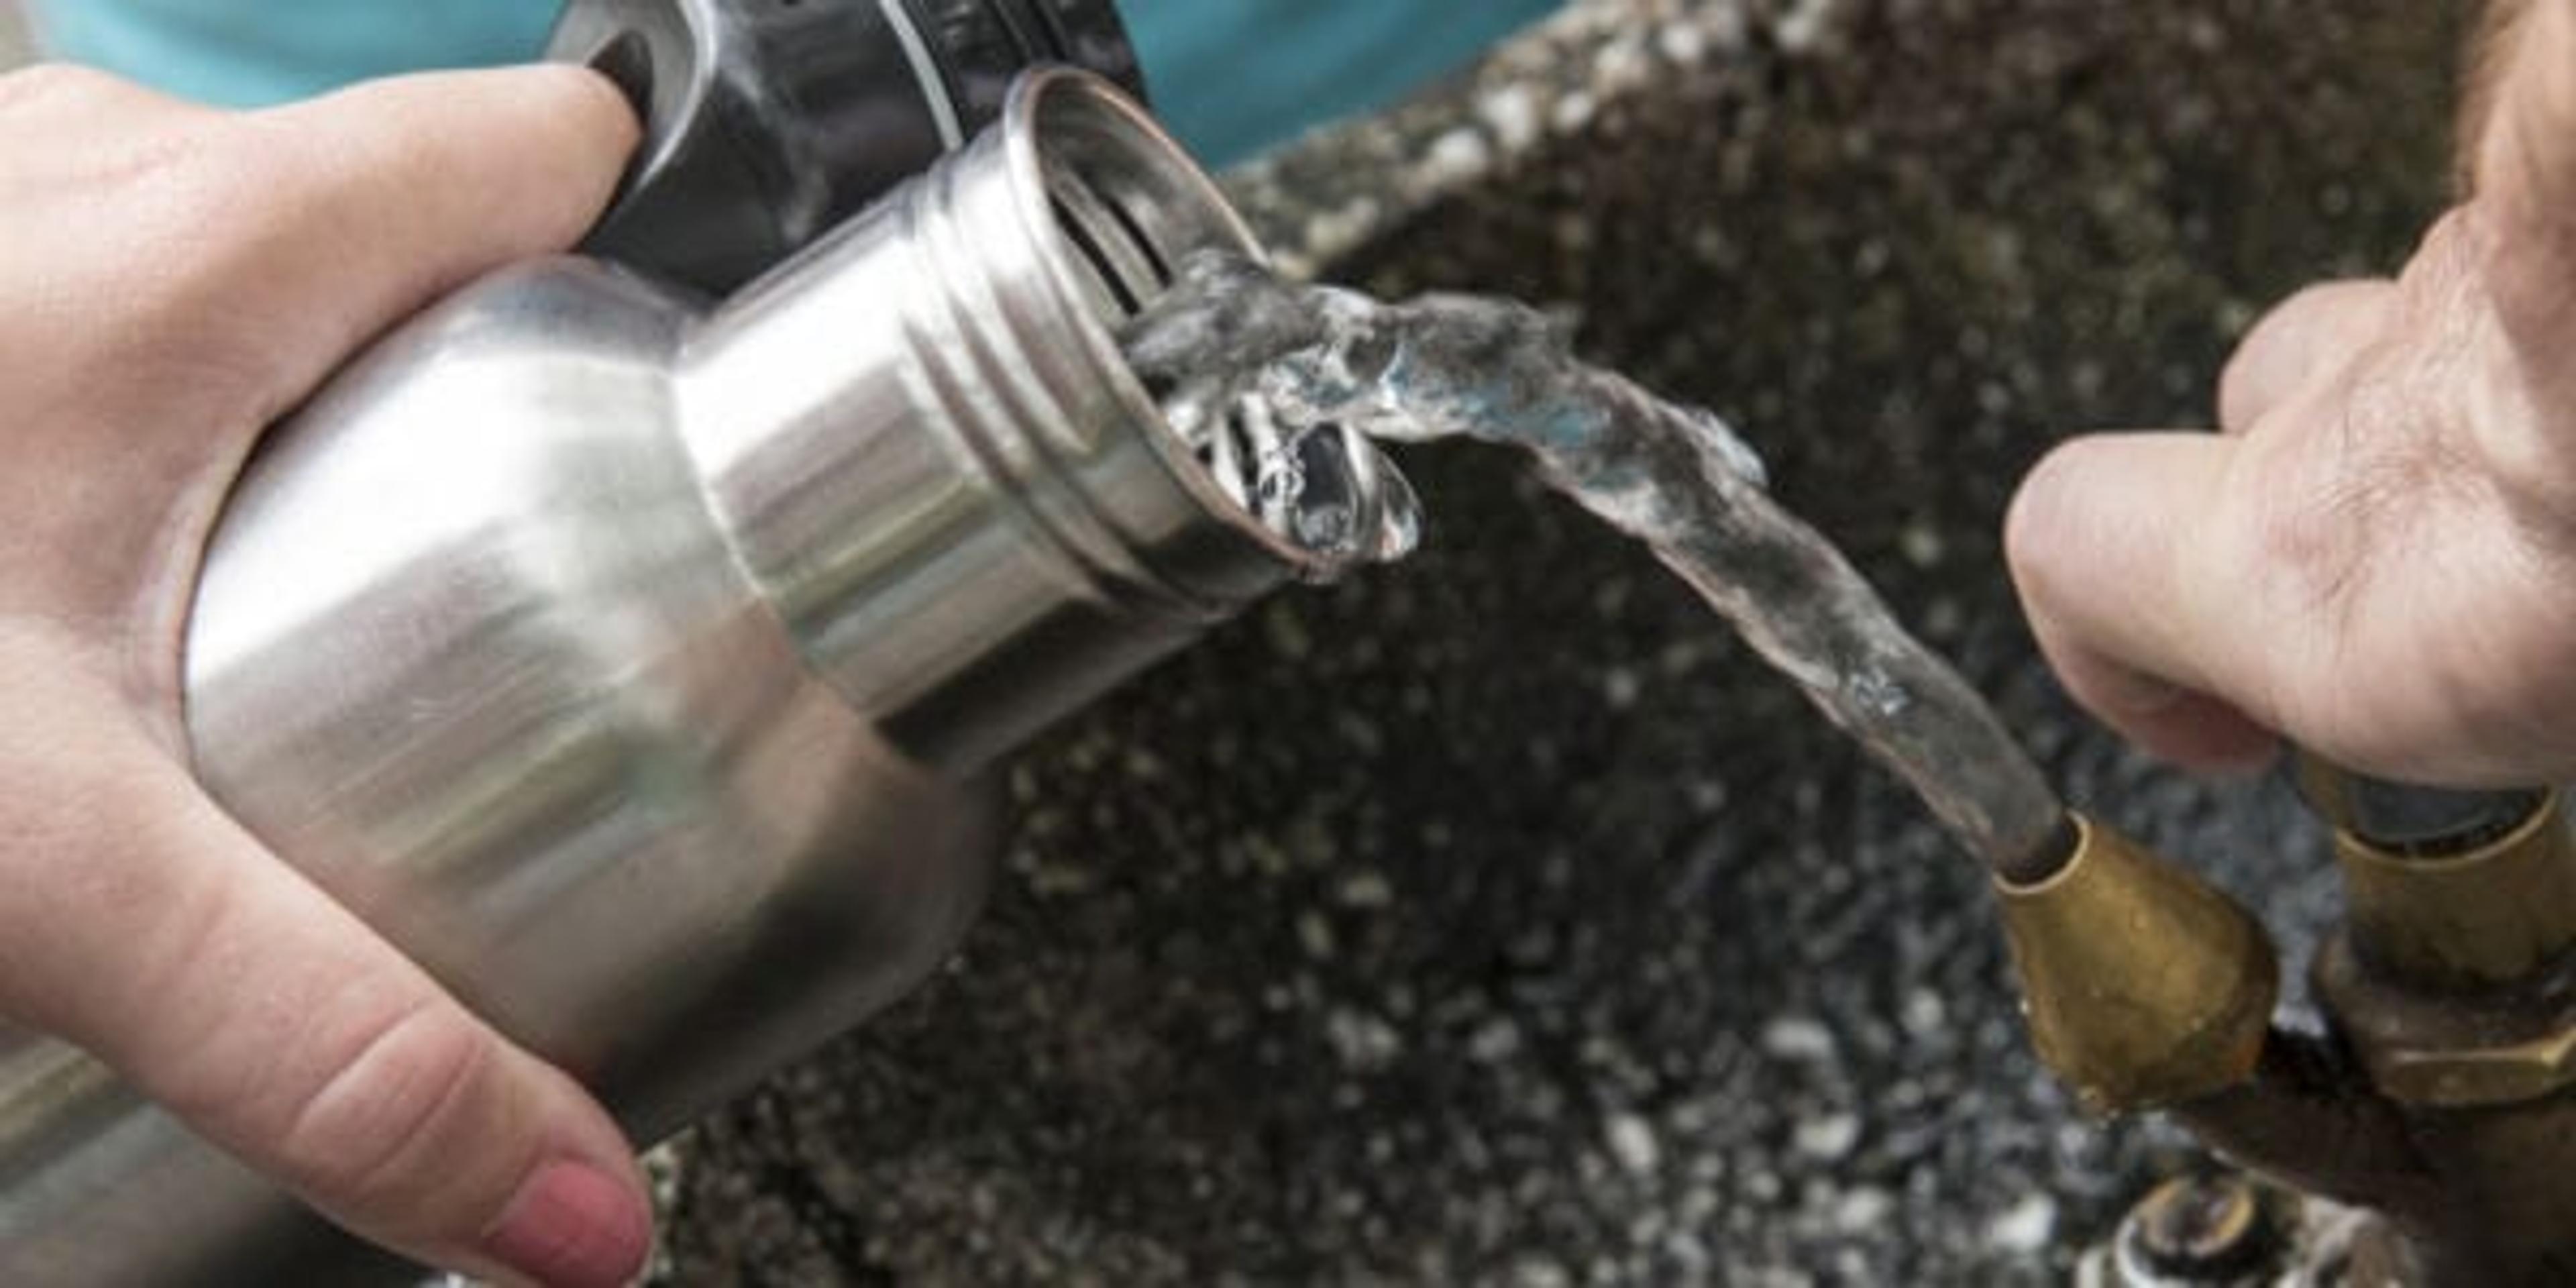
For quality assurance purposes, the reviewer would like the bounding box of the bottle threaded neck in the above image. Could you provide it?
[680,70,1316,772]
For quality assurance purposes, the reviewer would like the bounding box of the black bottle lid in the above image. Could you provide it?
[551,0,1146,295]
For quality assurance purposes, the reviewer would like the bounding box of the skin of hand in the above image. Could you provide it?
[2005,0,2576,788]
[0,64,649,1287]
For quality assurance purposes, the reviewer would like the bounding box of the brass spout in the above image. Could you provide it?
[2006,771,2576,1283]
[1992,815,2279,1113]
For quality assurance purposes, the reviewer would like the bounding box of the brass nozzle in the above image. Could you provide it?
[1994,815,2279,1114]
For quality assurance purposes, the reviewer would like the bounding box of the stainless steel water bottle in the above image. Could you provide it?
[0,67,1320,1285]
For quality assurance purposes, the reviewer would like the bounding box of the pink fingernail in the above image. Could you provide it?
[482,1159,651,1288]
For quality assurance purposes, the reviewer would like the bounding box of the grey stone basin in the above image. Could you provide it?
[659,1,2462,1281]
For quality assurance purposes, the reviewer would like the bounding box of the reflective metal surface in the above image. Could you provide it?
[687,70,1294,771]
[553,0,1146,292]
[1,70,1289,1284]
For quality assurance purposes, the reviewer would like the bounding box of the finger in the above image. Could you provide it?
[0,652,649,1287]
[0,64,632,419]
[2467,0,2576,346]
[9,66,640,696]
[2023,612,2281,773]
[2006,431,2284,773]
[2216,280,2396,435]
[217,66,641,418]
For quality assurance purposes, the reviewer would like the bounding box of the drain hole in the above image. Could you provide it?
[1101,181,1173,288]
[1051,195,1142,317]
[1044,157,1174,322]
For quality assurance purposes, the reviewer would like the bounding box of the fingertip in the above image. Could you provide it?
[2001,439,2074,586]
[441,1051,650,1287]
[2006,430,2241,676]
[500,62,647,193]
[533,60,645,136]
[25,755,652,1283]
[268,64,641,234]
[2002,439,2108,678]
[2002,435,2133,610]
[249,995,651,1283]
[472,64,645,252]
[2009,430,2302,773]
[480,1155,655,1288]
[197,66,647,407]
[435,1036,651,1286]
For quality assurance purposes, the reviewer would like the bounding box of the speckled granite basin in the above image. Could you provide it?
[657,2,2463,1282]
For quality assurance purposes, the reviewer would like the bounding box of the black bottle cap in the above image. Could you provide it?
[551,0,1147,296]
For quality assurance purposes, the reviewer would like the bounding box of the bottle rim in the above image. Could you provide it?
[995,67,1338,599]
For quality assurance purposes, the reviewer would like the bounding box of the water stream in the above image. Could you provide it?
[1125,252,2067,877]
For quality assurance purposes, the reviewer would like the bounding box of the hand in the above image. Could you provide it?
[2005,1,2576,787]
[0,66,646,1285]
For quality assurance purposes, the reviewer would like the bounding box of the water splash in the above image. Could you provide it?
[1126,252,2065,875]
[1135,261,1421,578]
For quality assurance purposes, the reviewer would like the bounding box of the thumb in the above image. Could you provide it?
[0,65,635,648]
[0,656,649,1287]
[213,65,640,421]
[2005,431,2284,772]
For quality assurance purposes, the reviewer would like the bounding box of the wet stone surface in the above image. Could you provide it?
[657,0,2462,1282]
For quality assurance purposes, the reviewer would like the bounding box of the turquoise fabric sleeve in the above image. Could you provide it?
[1120,0,1564,164]
[28,1,564,111]
[28,0,1563,166]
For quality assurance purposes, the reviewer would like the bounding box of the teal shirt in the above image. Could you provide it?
[29,0,1563,165]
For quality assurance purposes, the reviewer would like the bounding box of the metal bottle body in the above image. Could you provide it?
[0,70,1289,1284]
[185,258,1000,1142]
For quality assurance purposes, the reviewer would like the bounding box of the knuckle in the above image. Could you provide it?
[7,103,256,270]
[0,67,217,197]
[0,63,136,117]
[2220,282,2380,432]
[22,121,307,392]
[274,1000,503,1212]
[2243,431,2379,602]
[2271,279,2373,318]
[2214,345,2275,432]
